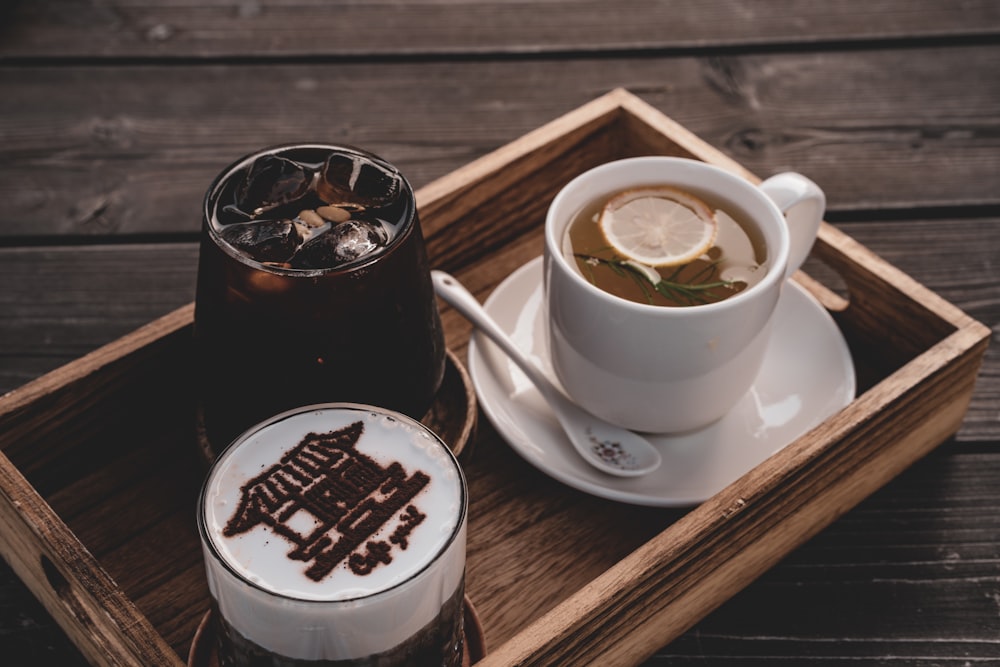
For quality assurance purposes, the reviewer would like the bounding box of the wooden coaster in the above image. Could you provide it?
[187,595,487,666]
[195,347,477,464]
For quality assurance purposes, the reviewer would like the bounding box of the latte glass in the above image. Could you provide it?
[193,144,445,450]
[198,403,468,666]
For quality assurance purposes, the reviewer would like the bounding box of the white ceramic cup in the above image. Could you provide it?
[544,156,825,433]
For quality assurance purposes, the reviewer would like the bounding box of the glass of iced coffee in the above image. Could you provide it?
[198,403,468,666]
[194,144,445,450]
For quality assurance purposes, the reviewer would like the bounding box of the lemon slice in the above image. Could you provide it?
[598,186,717,267]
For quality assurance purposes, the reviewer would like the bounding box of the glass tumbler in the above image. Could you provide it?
[193,144,445,450]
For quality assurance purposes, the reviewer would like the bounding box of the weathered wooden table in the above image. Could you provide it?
[1,2,997,665]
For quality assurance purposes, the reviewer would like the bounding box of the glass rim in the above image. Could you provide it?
[201,143,417,278]
[197,402,468,606]
[545,156,791,314]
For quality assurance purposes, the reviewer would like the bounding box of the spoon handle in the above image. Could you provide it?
[431,271,563,406]
[432,270,661,478]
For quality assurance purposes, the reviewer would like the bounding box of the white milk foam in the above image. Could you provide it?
[199,403,467,660]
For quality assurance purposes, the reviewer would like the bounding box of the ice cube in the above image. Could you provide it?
[290,219,388,269]
[316,152,401,210]
[234,155,313,217]
[219,219,302,264]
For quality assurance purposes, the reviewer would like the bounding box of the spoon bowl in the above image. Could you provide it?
[432,270,661,477]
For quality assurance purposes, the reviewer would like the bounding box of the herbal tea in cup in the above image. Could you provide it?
[544,157,825,433]
[564,184,768,307]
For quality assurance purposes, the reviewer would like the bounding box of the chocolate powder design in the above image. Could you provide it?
[224,421,430,581]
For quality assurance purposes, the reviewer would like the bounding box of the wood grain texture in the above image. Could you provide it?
[2,0,998,59]
[1,45,999,240]
[1,0,998,663]
[654,442,1000,663]
[0,314,194,666]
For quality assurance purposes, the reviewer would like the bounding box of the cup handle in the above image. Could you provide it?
[759,172,826,278]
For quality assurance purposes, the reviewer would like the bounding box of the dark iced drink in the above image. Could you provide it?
[198,403,468,666]
[194,145,445,449]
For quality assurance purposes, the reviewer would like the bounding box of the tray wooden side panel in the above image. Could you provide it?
[478,317,987,666]
[0,306,196,667]
[420,93,625,275]
[0,305,193,472]
[814,224,966,366]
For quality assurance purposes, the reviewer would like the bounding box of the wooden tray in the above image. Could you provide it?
[0,89,990,666]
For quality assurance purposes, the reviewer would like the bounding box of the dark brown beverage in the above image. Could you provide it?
[564,184,768,307]
[194,145,445,448]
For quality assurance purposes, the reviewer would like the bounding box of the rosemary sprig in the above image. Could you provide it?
[575,253,735,306]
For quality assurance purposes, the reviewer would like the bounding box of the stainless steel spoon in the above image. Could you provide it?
[432,270,661,477]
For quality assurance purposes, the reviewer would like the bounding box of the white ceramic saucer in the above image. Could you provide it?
[468,256,856,507]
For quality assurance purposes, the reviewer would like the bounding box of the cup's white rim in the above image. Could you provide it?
[545,156,792,314]
[197,401,468,606]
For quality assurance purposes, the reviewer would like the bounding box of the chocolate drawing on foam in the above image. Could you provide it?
[223,421,429,582]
